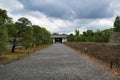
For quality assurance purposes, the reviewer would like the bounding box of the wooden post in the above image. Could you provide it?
[110,60,113,69]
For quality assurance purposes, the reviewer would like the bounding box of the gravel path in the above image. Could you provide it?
[0,43,119,80]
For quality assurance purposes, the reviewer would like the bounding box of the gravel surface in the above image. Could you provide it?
[0,43,119,80]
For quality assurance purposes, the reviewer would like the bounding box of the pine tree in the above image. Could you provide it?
[0,26,8,54]
[114,16,120,32]
[0,9,10,54]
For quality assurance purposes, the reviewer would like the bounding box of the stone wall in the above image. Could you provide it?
[109,32,120,43]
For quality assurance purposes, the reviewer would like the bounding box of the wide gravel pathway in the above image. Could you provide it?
[0,43,119,80]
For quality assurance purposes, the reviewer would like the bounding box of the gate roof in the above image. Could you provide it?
[51,34,67,38]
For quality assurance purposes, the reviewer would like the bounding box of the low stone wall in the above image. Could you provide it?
[109,32,120,43]
[65,42,120,69]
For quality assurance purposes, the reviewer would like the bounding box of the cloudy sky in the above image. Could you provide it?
[0,0,120,34]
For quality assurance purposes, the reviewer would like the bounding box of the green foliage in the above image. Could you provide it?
[16,17,33,49]
[52,32,59,35]
[114,16,120,32]
[6,24,16,38]
[32,25,51,46]
[20,26,33,49]
[17,17,32,26]
[6,17,51,52]
[0,8,10,54]
[32,25,42,46]
[0,26,8,54]
[67,34,75,42]
[67,29,113,43]
[0,8,51,53]
[40,27,51,44]
[0,9,9,25]
[74,29,80,42]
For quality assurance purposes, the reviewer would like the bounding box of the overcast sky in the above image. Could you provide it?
[0,0,120,34]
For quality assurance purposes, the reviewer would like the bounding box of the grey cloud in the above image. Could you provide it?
[17,0,73,19]
[18,0,114,19]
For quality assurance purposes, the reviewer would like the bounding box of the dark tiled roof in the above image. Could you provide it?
[50,34,67,38]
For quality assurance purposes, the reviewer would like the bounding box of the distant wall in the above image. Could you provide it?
[109,32,120,43]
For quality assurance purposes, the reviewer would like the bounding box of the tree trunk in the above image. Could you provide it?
[11,44,16,52]
[25,46,28,50]
[11,38,16,52]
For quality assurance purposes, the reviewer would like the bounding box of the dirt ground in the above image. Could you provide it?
[65,42,120,77]
[0,45,50,65]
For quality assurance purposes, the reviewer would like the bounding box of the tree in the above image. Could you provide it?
[82,30,95,42]
[0,9,10,54]
[101,28,113,42]
[0,26,8,54]
[74,29,80,42]
[40,27,51,44]
[20,26,33,49]
[6,23,16,39]
[32,25,41,46]
[0,8,52,53]
[114,16,120,32]
[67,29,112,43]
[10,17,32,52]
[67,33,75,42]
[52,32,59,35]
[0,9,10,25]
[32,25,51,46]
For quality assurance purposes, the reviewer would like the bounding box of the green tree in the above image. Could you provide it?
[0,8,52,53]
[0,9,10,25]
[101,28,113,42]
[114,16,120,32]
[20,26,33,49]
[94,30,103,42]
[0,26,8,54]
[32,25,51,46]
[40,27,51,44]
[67,28,112,43]
[93,29,113,42]
[6,23,16,39]
[10,17,32,52]
[74,29,80,42]
[86,30,94,36]
[67,33,74,42]
[52,32,59,35]
[82,30,95,42]
[0,9,10,54]
[32,25,42,46]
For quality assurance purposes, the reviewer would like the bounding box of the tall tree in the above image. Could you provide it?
[114,16,120,32]
[0,26,8,54]
[32,25,51,46]
[0,9,10,25]
[32,25,41,46]
[74,29,80,42]
[40,27,51,44]
[11,17,32,52]
[0,9,10,54]
[20,26,33,49]
[67,33,74,42]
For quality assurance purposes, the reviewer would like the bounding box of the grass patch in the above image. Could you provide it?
[0,45,50,65]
